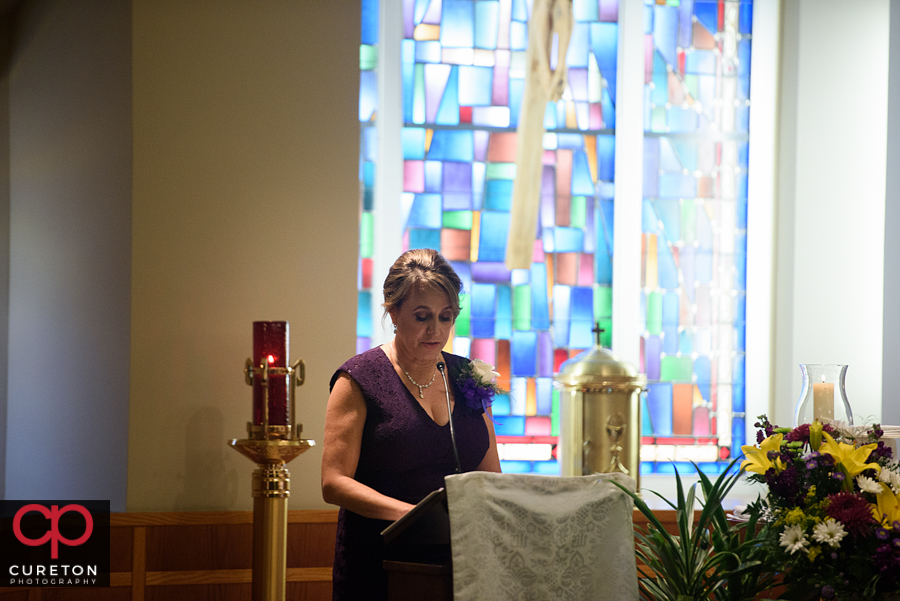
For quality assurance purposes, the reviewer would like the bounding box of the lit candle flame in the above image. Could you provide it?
[267,354,275,364]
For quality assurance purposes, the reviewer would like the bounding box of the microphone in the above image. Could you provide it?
[437,362,462,474]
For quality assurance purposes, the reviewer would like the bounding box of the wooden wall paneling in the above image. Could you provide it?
[131,527,145,601]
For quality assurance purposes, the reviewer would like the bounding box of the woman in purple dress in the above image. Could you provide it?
[321,249,502,600]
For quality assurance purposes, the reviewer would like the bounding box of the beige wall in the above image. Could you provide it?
[128,1,359,511]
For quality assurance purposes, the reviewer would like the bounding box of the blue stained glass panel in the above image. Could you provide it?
[509,79,525,127]
[589,22,618,73]
[667,108,699,133]
[536,378,553,414]
[510,21,528,50]
[656,236,678,290]
[647,383,673,436]
[655,199,680,240]
[531,263,550,329]
[359,71,378,122]
[572,151,595,195]
[495,416,526,436]
[402,128,426,159]
[601,88,616,128]
[533,461,560,475]
[653,5,678,67]
[694,1,718,36]
[570,287,594,348]
[659,173,696,198]
[552,285,571,347]
[471,262,511,282]
[643,138,659,197]
[459,66,494,106]
[510,377,527,414]
[357,291,373,337]
[452,262,472,291]
[740,3,753,34]
[652,53,668,106]
[573,0,598,22]
[409,228,441,250]
[597,135,615,181]
[492,394,511,415]
[436,67,461,125]
[567,23,591,67]
[441,0,475,48]
[408,193,442,228]
[428,130,474,161]
[695,356,711,402]
[663,326,678,354]
[471,283,497,338]
[500,460,531,473]
[678,0,694,48]
[671,139,698,172]
[554,227,584,252]
[686,51,717,76]
[732,417,746,455]
[735,232,747,290]
[424,161,442,192]
[363,127,377,162]
[511,0,528,22]
[474,1,500,50]
[416,40,442,63]
[362,0,379,45]
[738,39,752,75]
[496,285,512,339]
[478,211,510,261]
[511,331,538,376]
[484,179,513,210]
[679,331,693,354]
[662,292,678,326]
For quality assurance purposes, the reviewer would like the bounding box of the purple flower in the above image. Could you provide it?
[878,528,890,541]
[820,585,835,599]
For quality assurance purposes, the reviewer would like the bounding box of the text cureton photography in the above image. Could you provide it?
[0,500,110,588]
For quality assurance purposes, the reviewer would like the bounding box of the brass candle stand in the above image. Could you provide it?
[229,356,315,601]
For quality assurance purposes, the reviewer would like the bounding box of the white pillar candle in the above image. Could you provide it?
[813,382,834,421]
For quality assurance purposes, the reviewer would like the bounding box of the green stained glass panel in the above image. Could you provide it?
[660,356,693,382]
[443,210,474,229]
[513,285,531,331]
[360,212,374,258]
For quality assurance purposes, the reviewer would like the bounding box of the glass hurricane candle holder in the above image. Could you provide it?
[794,364,853,426]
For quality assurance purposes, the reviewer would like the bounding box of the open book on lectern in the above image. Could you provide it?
[381,487,450,548]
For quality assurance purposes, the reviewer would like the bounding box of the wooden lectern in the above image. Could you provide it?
[381,488,453,601]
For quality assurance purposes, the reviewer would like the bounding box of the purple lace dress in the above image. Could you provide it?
[328,346,490,601]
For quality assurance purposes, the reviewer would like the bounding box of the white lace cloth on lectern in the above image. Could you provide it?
[445,471,639,601]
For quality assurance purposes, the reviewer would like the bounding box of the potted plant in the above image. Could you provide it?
[614,457,780,601]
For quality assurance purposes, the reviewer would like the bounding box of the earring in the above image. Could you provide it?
[393,324,397,334]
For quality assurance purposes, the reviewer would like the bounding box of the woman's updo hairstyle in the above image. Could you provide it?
[383,249,463,320]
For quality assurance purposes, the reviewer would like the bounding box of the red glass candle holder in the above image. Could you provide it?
[252,321,289,426]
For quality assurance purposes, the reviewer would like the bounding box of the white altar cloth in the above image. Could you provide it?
[445,471,639,601]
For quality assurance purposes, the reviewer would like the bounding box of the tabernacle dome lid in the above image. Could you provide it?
[553,324,646,390]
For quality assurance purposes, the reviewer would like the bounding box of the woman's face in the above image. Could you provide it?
[390,284,455,362]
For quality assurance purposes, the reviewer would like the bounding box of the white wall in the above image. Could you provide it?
[774,0,889,428]
[883,0,900,427]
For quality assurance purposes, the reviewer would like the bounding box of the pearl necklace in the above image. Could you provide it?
[402,366,436,399]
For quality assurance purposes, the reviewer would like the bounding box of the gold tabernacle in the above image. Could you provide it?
[554,324,646,492]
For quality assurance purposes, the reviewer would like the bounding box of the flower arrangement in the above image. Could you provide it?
[456,358,504,413]
[742,415,900,600]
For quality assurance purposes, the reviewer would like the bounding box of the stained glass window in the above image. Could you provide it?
[638,0,751,475]
[358,0,753,477]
